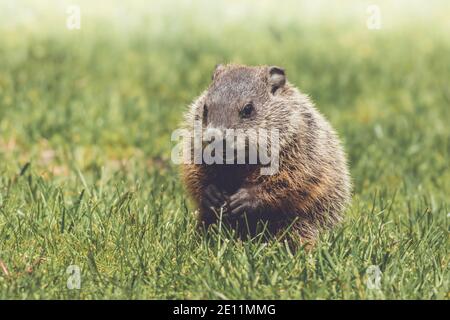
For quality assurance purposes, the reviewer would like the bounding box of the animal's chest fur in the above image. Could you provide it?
[206,164,259,194]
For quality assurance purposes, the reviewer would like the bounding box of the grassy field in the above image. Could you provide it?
[0,0,449,299]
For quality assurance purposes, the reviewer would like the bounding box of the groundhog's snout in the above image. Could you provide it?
[201,127,241,163]
[202,127,236,148]
[202,127,221,146]
[203,126,224,140]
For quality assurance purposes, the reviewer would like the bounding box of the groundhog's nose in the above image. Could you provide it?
[203,126,225,142]
[204,127,224,139]
[202,126,240,151]
[202,126,225,148]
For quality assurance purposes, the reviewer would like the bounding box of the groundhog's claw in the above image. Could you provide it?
[228,188,261,216]
[203,184,228,212]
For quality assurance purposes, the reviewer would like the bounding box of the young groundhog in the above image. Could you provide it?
[181,64,351,243]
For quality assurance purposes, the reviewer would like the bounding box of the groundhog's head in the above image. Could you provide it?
[185,64,306,169]
[196,64,297,163]
[202,64,286,132]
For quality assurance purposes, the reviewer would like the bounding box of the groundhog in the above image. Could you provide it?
[181,64,351,243]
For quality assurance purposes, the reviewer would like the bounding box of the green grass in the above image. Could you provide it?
[0,0,449,299]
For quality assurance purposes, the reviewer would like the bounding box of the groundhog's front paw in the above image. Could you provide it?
[202,184,228,212]
[228,188,262,216]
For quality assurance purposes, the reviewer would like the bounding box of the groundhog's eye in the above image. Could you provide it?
[203,104,208,123]
[240,103,254,119]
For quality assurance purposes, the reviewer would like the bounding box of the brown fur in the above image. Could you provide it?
[181,64,351,243]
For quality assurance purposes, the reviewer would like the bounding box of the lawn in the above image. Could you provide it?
[0,0,448,299]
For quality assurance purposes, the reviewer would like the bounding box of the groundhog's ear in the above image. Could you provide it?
[268,66,286,94]
[212,64,225,80]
